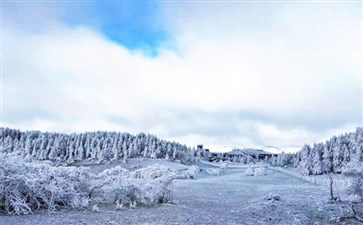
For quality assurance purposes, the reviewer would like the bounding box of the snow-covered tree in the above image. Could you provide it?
[311,143,324,175]
[0,128,196,165]
[272,128,363,176]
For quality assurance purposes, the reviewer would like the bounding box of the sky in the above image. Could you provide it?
[1,1,362,152]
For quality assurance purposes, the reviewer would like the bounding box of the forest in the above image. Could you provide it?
[270,127,363,175]
[0,128,210,165]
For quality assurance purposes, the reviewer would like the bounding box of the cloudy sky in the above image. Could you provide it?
[2,1,362,152]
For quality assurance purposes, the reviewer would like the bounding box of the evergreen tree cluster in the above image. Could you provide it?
[271,128,363,175]
[0,127,201,164]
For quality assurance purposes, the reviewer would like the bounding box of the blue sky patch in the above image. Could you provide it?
[60,2,169,56]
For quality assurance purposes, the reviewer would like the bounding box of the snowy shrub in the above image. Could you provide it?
[220,163,228,170]
[132,165,178,180]
[92,204,100,212]
[254,167,267,176]
[346,179,363,202]
[206,168,221,176]
[0,155,183,214]
[343,170,363,202]
[0,158,91,215]
[264,193,281,201]
[96,166,130,182]
[115,175,173,207]
[245,167,254,176]
[189,165,200,174]
[92,165,176,208]
[179,165,200,179]
[176,152,194,165]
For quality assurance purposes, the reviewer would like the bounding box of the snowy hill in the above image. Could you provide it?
[260,146,282,154]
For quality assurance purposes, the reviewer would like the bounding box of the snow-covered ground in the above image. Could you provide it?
[0,160,361,225]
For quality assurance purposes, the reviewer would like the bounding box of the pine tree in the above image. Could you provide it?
[0,128,196,164]
[299,145,312,175]
[311,143,323,175]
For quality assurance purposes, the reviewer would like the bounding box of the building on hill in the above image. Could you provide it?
[228,149,277,160]
[208,148,277,162]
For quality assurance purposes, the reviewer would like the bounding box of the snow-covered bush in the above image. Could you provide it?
[254,167,267,176]
[115,175,173,207]
[92,165,176,208]
[206,168,221,176]
[346,179,363,202]
[245,167,267,176]
[97,166,130,180]
[179,165,200,179]
[190,165,201,173]
[0,158,91,215]
[245,167,254,176]
[343,170,363,202]
[120,166,176,207]
[220,163,228,170]
[264,193,281,201]
[0,156,184,214]
[92,204,100,212]
[132,165,178,180]
[176,151,194,165]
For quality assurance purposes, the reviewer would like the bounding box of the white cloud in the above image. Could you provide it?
[2,2,361,151]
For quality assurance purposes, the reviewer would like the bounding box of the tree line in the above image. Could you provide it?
[0,128,210,164]
[270,127,363,175]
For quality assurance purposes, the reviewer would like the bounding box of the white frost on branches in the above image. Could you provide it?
[0,159,186,215]
[0,157,90,215]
